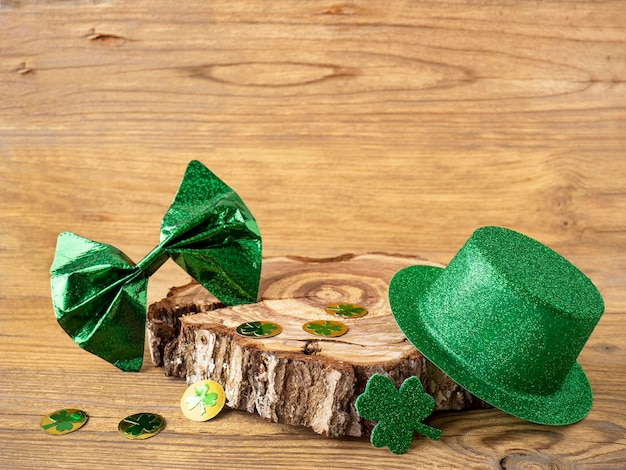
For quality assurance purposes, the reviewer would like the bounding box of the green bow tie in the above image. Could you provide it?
[50,161,262,372]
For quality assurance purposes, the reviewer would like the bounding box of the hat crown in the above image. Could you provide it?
[475,227,603,319]
[417,227,603,395]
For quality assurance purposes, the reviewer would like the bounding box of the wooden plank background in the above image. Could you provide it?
[0,1,624,468]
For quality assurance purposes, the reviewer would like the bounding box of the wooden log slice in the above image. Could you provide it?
[147,253,486,437]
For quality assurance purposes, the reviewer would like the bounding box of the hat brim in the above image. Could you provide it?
[389,264,593,425]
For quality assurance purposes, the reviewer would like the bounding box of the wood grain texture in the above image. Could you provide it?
[0,0,624,468]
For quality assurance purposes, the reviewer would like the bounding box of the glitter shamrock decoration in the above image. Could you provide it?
[185,382,219,416]
[355,374,442,454]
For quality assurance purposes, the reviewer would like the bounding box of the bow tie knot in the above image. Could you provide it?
[137,245,169,278]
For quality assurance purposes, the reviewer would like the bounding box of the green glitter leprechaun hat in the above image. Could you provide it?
[388,226,604,426]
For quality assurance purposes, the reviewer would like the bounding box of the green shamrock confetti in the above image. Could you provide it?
[355,374,442,454]
[185,382,219,416]
[40,409,88,434]
[236,321,282,338]
[325,303,368,318]
[302,320,348,337]
[118,413,165,439]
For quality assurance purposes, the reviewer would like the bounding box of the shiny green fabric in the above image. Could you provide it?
[50,161,262,371]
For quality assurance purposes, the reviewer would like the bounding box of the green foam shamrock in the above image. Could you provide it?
[185,383,219,416]
[355,374,442,454]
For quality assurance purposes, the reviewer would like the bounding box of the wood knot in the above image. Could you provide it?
[302,340,321,356]
[500,452,564,470]
[86,29,126,46]
[190,62,357,87]
[15,62,33,75]
[319,4,359,16]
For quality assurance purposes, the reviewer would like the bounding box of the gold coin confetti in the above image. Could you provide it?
[325,303,368,319]
[303,320,349,337]
[40,408,88,435]
[180,379,226,422]
[235,321,282,338]
[118,413,165,440]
